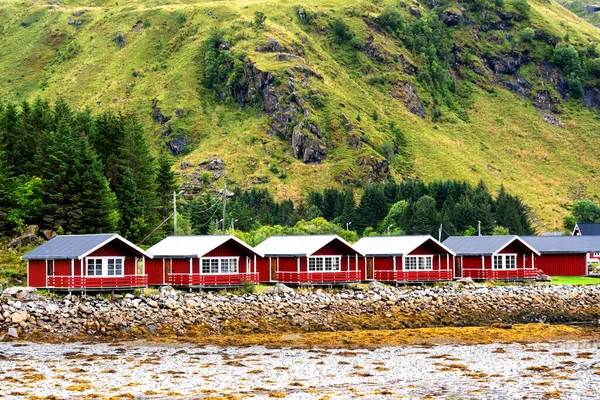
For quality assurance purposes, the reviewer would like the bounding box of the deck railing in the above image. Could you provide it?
[47,275,148,289]
[463,268,538,280]
[167,273,259,286]
[276,270,361,283]
[374,269,453,282]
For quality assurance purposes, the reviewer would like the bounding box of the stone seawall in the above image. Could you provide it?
[1,283,600,340]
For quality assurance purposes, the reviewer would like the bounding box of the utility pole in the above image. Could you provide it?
[173,191,177,236]
[439,224,442,242]
[346,222,352,231]
[222,184,227,234]
[387,225,391,236]
[478,220,481,236]
[231,219,238,235]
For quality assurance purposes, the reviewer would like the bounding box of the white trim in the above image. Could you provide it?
[199,256,240,274]
[492,253,517,270]
[306,236,364,257]
[297,257,300,273]
[86,256,126,277]
[78,234,153,260]
[307,256,341,272]
[403,255,433,271]
[27,260,30,287]
[494,236,540,256]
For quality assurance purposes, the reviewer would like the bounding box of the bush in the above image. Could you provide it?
[253,11,267,29]
[520,28,535,43]
[567,73,583,98]
[513,0,530,16]
[587,58,600,77]
[269,164,279,174]
[329,18,353,43]
[377,6,404,33]
[552,45,581,75]
[349,36,364,50]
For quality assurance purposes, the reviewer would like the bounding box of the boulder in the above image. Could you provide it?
[274,283,294,294]
[42,229,57,241]
[8,234,43,250]
[23,225,39,236]
[167,136,187,156]
[457,277,475,286]
[441,10,463,26]
[113,32,126,48]
[585,4,600,12]
[2,287,35,298]
[368,281,383,291]
[409,7,421,18]
[7,327,18,338]
[11,311,29,324]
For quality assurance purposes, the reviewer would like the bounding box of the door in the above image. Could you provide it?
[46,260,54,277]
[164,259,172,284]
[366,258,374,280]
[270,258,278,281]
[454,257,462,278]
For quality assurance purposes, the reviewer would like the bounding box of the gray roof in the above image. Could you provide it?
[354,236,455,257]
[254,235,362,257]
[443,235,540,256]
[574,223,600,236]
[147,235,261,258]
[521,236,600,254]
[22,234,151,260]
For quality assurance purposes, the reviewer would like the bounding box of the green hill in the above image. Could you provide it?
[1,0,600,231]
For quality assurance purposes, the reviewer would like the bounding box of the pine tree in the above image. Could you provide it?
[156,155,177,219]
[37,124,118,233]
[0,102,21,174]
[112,117,159,242]
[407,195,438,235]
[340,188,356,228]
[0,152,12,235]
[356,185,389,233]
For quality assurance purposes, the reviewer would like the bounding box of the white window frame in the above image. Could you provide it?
[404,256,433,271]
[86,257,125,277]
[492,254,517,270]
[200,257,239,274]
[593,252,600,257]
[308,256,341,272]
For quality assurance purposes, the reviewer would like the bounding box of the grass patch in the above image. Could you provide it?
[542,276,600,285]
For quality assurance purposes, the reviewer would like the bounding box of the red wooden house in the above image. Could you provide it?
[145,235,260,287]
[572,223,600,265]
[354,236,455,282]
[22,234,150,290]
[254,235,363,284]
[522,236,600,276]
[443,235,540,280]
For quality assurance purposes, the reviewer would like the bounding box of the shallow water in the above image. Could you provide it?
[0,339,598,399]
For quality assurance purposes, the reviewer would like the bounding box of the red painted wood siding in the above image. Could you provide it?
[256,257,271,282]
[28,260,47,288]
[535,254,587,276]
[146,258,164,285]
[54,260,72,276]
[313,241,357,256]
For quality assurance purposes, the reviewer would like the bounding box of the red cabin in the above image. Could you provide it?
[354,236,455,282]
[145,235,260,288]
[443,235,540,280]
[254,235,363,284]
[522,236,600,276]
[572,223,600,265]
[22,234,150,290]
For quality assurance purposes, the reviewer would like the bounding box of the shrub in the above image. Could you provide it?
[329,18,353,43]
[253,11,267,29]
[269,164,279,174]
[349,36,364,50]
[513,0,530,16]
[372,110,379,120]
[566,73,583,98]
[587,58,600,77]
[552,45,581,75]
[377,6,404,33]
[520,28,535,43]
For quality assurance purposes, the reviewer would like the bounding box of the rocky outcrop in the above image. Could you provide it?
[441,9,464,26]
[167,136,187,156]
[358,156,390,183]
[291,122,326,163]
[585,4,600,12]
[482,51,529,79]
[583,85,600,114]
[533,61,569,100]
[390,81,425,117]
[409,6,421,18]
[1,285,599,339]
[364,36,390,63]
[504,76,532,98]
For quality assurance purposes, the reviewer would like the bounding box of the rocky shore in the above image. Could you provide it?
[1,283,600,341]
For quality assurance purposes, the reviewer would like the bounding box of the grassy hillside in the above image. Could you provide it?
[1,0,600,231]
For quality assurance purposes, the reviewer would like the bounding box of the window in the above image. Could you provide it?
[404,256,433,271]
[493,254,517,270]
[200,258,239,274]
[594,252,600,257]
[46,260,54,276]
[308,256,340,272]
[87,258,124,276]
